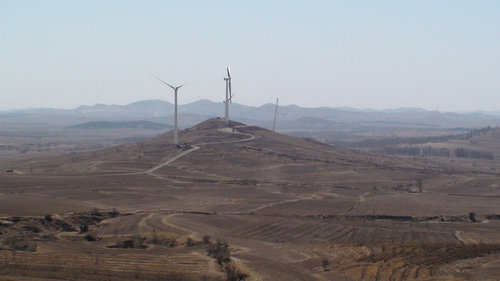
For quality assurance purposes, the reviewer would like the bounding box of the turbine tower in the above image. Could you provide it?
[273,98,279,131]
[223,67,234,125]
[151,74,185,145]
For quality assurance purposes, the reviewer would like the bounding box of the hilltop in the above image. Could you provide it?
[3,100,500,163]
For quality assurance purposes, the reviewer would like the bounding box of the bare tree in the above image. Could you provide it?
[416,179,423,193]
[322,258,329,271]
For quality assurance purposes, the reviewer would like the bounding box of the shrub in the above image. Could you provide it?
[203,235,211,244]
[84,233,97,241]
[115,235,146,248]
[90,207,101,216]
[159,236,177,248]
[147,231,177,247]
[185,237,196,247]
[416,179,423,193]
[110,207,118,217]
[80,224,89,233]
[207,240,231,265]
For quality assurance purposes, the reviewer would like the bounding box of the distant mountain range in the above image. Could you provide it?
[69,120,171,130]
[2,99,500,131]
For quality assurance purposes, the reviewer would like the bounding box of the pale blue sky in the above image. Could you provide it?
[1,1,499,111]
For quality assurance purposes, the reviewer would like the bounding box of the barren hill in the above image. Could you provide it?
[1,118,500,280]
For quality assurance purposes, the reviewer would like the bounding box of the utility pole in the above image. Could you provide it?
[272,98,279,131]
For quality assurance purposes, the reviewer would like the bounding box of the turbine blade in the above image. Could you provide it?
[227,67,231,79]
[150,73,175,90]
[228,80,232,99]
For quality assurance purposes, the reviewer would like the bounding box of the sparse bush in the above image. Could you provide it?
[416,179,423,193]
[111,207,118,217]
[91,207,101,216]
[115,234,146,249]
[147,231,177,247]
[44,215,52,222]
[80,224,89,233]
[160,236,177,248]
[207,240,231,265]
[469,212,479,222]
[203,235,211,244]
[60,221,77,232]
[186,237,196,247]
[84,233,97,241]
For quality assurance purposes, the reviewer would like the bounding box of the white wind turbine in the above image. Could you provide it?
[223,67,234,125]
[150,74,186,145]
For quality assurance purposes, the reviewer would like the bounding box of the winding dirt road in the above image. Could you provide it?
[103,126,257,177]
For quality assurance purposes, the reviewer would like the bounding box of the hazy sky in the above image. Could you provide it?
[1,1,499,111]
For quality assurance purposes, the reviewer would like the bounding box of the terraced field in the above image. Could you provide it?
[0,250,216,281]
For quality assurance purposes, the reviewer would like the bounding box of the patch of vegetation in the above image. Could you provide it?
[110,207,119,217]
[79,224,89,233]
[149,230,177,248]
[84,233,97,241]
[206,239,247,280]
[185,237,199,247]
[90,207,101,216]
[203,235,211,244]
[207,239,231,265]
[114,234,146,249]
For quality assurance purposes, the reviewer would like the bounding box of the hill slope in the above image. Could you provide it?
[1,118,500,281]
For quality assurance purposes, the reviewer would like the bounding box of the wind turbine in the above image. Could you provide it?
[273,98,279,131]
[150,74,185,145]
[223,67,234,125]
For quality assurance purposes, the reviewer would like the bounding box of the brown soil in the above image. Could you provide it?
[1,118,500,280]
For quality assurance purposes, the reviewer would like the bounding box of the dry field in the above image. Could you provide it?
[1,118,500,280]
